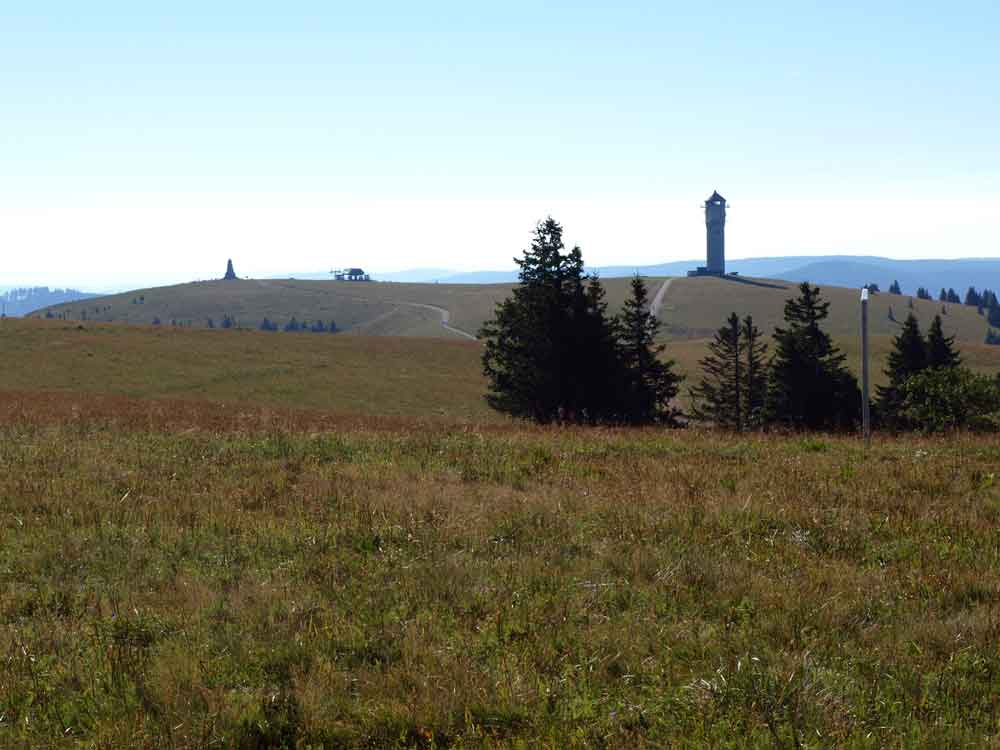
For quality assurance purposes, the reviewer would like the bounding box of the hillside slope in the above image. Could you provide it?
[35,274,995,351]
[34,277,652,340]
[661,276,989,344]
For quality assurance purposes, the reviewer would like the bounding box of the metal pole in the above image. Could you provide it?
[861,287,871,447]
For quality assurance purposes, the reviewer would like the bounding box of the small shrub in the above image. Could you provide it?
[900,367,1000,432]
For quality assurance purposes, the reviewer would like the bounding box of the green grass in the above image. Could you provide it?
[0,318,494,422]
[663,276,989,343]
[38,276,661,341]
[38,275,991,353]
[4,399,1000,747]
[3,317,998,422]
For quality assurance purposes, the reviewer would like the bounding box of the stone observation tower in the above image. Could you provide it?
[688,190,728,277]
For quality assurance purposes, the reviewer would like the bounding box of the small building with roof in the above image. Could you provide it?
[333,268,370,281]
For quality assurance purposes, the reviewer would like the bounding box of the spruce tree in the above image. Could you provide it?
[989,302,1000,328]
[966,287,981,307]
[742,315,769,429]
[889,280,902,295]
[939,288,948,302]
[480,218,621,424]
[925,315,961,368]
[617,275,682,424]
[947,288,961,304]
[691,313,741,428]
[875,313,926,427]
[765,282,860,431]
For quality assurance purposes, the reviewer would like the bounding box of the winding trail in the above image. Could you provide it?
[649,278,674,319]
[395,302,479,341]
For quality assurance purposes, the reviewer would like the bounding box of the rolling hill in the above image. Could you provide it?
[34,277,652,341]
[36,274,994,348]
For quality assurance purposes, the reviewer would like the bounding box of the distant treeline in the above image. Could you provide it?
[1,287,96,317]
[881,281,1000,343]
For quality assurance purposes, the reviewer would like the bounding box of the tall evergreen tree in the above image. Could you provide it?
[947,288,961,304]
[742,315,769,429]
[690,313,741,429]
[939,288,948,302]
[989,302,1000,328]
[876,313,926,427]
[916,287,932,301]
[765,282,860,431]
[617,275,683,424]
[965,287,981,307]
[480,218,626,424]
[925,315,962,368]
[889,280,902,295]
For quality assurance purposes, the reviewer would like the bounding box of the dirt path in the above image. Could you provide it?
[650,278,674,319]
[397,302,479,341]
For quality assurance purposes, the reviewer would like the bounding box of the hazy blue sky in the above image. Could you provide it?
[1,1,998,288]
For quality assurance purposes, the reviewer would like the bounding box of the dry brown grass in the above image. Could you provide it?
[0,318,495,422]
[3,392,1000,747]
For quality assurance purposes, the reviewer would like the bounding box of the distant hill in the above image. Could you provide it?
[1,287,97,317]
[33,277,651,340]
[366,256,1000,295]
[34,273,997,350]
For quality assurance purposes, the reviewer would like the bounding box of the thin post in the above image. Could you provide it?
[860,287,871,447]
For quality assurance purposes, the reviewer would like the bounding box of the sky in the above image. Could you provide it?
[1,1,998,289]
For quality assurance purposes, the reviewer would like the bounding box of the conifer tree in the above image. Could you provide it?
[989,302,1000,328]
[925,315,961,369]
[966,287,982,307]
[617,275,682,424]
[939,288,948,302]
[741,315,769,429]
[690,313,741,429]
[947,288,961,304]
[889,280,902,295]
[765,282,860,430]
[875,313,926,427]
[480,218,622,424]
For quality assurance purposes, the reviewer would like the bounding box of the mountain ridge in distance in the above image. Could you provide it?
[365,256,1000,294]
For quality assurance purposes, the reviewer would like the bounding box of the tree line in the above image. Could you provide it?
[480,219,1000,432]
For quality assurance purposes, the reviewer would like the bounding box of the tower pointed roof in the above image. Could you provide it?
[707,190,726,203]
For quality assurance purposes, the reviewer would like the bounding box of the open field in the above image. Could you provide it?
[4,395,1000,747]
[3,318,998,421]
[0,319,494,422]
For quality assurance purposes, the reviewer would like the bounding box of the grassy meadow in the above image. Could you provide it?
[663,276,990,343]
[4,395,1000,747]
[4,298,1000,747]
[38,276,991,351]
[0,319,493,422]
[3,315,998,421]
